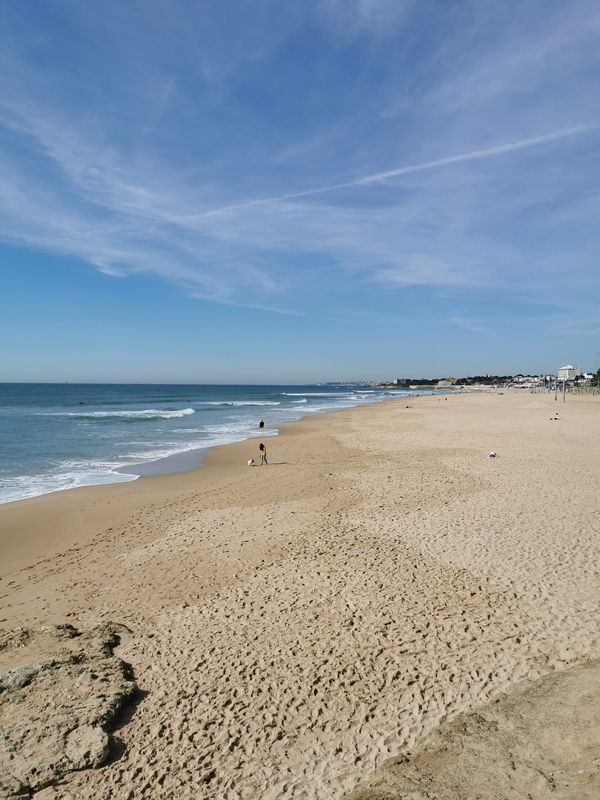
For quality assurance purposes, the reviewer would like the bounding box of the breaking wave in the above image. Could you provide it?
[61,408,196,420]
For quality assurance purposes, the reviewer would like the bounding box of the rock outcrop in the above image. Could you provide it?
[0,623,136,798]
[346,658,600,800]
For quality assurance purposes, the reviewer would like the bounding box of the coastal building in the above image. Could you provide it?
[394,378,438,387]
[436,377,458,387]
[557,364,578,380]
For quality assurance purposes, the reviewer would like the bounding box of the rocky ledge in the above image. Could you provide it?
[0,622,136,798]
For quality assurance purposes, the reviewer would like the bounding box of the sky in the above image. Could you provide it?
[1,0,599,383]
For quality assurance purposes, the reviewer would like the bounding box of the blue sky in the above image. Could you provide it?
[1,0,599,382]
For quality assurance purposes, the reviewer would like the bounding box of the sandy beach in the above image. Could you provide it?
[1,390,600,799]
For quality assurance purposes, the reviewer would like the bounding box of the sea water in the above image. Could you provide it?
[0,383,427,504]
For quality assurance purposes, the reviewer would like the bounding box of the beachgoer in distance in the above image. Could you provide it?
[259,419,264,430]
[259,442,268,465]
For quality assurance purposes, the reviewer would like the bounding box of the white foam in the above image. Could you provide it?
[202,401,280,407]
[115,422,259,466]
[0,468,137,505]
[1,388,436,505]
[282,392,355,397]
[303,403,349,413]
[62,408,196,419]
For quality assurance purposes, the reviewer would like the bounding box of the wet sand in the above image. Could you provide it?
[1,391,599,799]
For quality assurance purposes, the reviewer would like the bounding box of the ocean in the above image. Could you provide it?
[0,383,428,505]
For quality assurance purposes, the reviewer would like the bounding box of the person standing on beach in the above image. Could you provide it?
[259,419,264,430]
[259,443,268,465]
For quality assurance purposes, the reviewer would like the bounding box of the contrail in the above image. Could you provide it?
[189,124,596,219]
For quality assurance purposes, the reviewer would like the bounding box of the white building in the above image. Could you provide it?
[557,364,578,380]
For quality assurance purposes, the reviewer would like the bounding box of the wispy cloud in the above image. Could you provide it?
[190,125,597,218]
[317,0,414,38]
[0,0,599,323]
[428,3,600,114]
[448,315,492,335]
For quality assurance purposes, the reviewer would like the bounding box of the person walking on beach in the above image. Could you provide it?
[259,442,268,465]
[259,419,264,431]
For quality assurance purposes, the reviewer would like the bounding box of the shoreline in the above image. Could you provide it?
[0,396,411,575]
[2,390,599,799]
[0,387,436,509]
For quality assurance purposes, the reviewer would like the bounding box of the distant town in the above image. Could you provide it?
[369,364,600,390]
